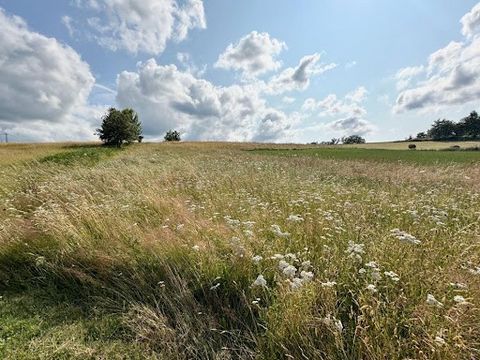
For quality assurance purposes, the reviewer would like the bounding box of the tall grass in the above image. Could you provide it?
[0,143,479,358]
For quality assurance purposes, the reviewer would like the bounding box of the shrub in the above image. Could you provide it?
[164,130,181,142]
[408,144,416,150]
[96,108,142,147]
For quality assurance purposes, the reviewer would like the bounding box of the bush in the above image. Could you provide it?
[408,144,416,150]
[164,130,181,142]
[342,135,366,144]
[96,108,142,147]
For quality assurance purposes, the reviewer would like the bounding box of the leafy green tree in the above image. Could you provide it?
[164,130,181,142]
[458,111,480,138]
[427,119,457,140]
[96,108,142,147]
[342,135,366,144]
[416,132,428,140]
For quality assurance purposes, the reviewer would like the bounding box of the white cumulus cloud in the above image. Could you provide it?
[0,8,97,141]
[215,31,286,78]
[77,0,206,55]
[116,59,297,141]
[394,2,480,113]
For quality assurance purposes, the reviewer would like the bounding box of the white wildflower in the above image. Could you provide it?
[322,315,343,332]
[271,253,284,260]
[285,253,298,261]
[192,245,200,251]
[390,229,421,245]
[300,271,314,282]
[283,265,297,278]
[290,277,303,290]
[252,255,263,264]
[301,260,311,269]
[384,271,400,282]
[321,281,337,288]
[345,241,365,262]
[271,224,290,237]
[358,268,366,275]
[287,214,304,222]
[366,284,377,293]
[252,275,267,288]
[426,294,443,308]
[252,298,261,305]
[278,260,290,271]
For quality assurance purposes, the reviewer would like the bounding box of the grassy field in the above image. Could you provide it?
[0,142,479,359]
[252,147,480,165]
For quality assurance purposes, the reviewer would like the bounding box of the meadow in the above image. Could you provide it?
[0,142,479,359]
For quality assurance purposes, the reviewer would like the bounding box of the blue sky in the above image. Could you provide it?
[1,0,480,142]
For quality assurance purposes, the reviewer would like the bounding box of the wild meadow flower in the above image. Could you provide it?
[290,277,303,290]
[252,255,263,263]
[252,275,267,288]
[300,271,314,282]
[271,253,285,260]
[321,281,337,288]
[366,284,377,293]
[453,295,468,305]
[426,294,443,308]
[287,214,304,222]
[271,224,290,238]
[384,271,400,282]
[390,229,421,245]
[301,260,311,269]
[345,241,365,262]
[285,253,298,261]
[252,298,261,305]
[283,264,297,278]
[192,245,200,251]
[278,260,290,271]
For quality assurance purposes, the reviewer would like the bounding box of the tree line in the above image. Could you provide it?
[414,111,480,141]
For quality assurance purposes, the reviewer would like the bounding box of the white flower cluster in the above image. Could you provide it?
[271,224,290,238]
[287,214,304,222]
[345,241,365,262]
[390,229,421,245]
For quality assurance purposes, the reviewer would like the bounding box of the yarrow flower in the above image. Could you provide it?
[300,271,314,282]
[287,214,304,222]
[434,336,446,346]
[322,315,343,332]
[426,294,443,307]
[366,284,377,293]
[289,277,303,290]
[321,281,337,288]
[283,264,297,278]
[390,229,421,245]
[384,271,400,282]
[252,275,267,288]
[252,255,263,264]
[271,224,290,238]
[345,241,365,262]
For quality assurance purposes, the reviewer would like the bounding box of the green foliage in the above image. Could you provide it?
[164,130,181,142]
[342,135,366,144]
[421,111,480,141]
[97,108,142,147]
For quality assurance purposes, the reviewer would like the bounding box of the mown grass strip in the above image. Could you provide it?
[249,147,480,165]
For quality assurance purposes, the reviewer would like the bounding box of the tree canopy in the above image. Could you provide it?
[97,108,142,147]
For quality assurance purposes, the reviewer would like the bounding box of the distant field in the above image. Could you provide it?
[251,146,480,165]
[343,140,480,150]
[0,142,479,359]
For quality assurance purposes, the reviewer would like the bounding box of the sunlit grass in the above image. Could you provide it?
[0,142,479,359]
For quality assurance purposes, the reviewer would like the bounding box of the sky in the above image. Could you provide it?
[1,0,480,143]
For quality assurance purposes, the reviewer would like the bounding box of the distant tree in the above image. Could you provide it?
[164,130,181,142]
[416,132,428,140]
[138,135,144,143]
[342,135,366,144]
[458,111,480,138]
[96,108,142,147]
[427,119,457,140]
